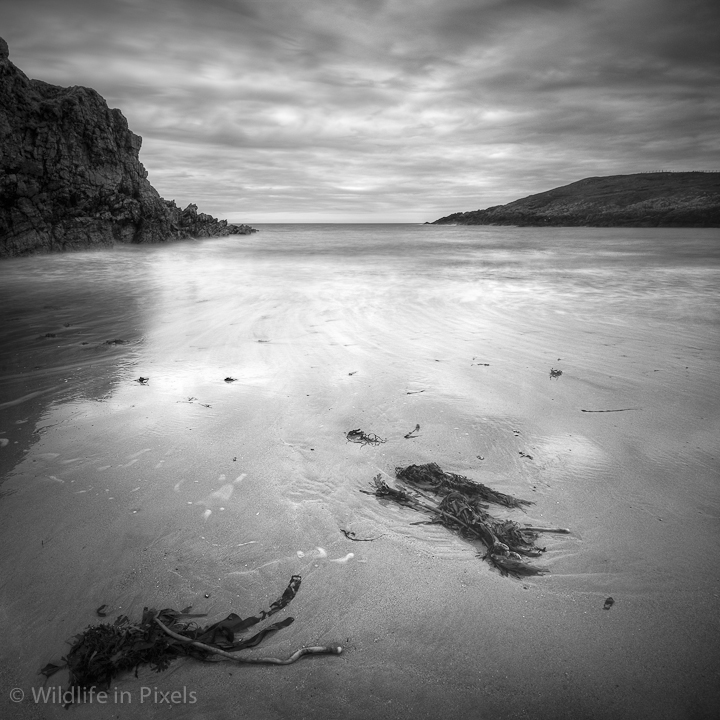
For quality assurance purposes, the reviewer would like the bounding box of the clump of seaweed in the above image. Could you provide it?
[367,464,569,577]
[395,462,531,508]
[39,576,341,704]
[345,428,386,446]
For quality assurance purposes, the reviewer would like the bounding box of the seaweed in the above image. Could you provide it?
[345,428,386,446]
[395,463,532,508]
[403,424,421,439]
[580,408,639,413]
[39,575,341,703]
[367,464,569,578]
[340,529,382,542]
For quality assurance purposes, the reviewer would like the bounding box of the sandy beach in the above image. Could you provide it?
[1,224,719,719]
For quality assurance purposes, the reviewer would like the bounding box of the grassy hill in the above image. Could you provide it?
[432,172,720,227]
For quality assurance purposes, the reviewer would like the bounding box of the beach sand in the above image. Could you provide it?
[1,228,718,719]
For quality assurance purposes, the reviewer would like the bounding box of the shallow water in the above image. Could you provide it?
[1,225,719,719]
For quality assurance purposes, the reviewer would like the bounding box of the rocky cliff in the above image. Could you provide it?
[0,37,255,258]
[432,173,720,227]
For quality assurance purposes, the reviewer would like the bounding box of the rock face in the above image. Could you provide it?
[432,173,720,227]
[0,37,255,257]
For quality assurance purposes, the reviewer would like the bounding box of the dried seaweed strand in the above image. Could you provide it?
[154,617,341,665]
[580,408,639,413]
[404,424,421,438]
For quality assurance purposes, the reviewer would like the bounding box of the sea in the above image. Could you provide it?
[0,224,719,720]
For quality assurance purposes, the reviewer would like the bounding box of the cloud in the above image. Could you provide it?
[3,0,718,221]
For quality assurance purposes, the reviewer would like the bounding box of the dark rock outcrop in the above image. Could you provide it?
[0,37,255,257]
[432,173,720,228]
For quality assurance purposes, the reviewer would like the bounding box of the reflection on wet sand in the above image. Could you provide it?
[1,225,719,719]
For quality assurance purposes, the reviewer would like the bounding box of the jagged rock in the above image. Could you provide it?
[432,173,720,228]
[0,37,256,257]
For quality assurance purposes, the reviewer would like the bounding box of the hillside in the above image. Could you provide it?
[432,173,720,227]
[0,37,255,257]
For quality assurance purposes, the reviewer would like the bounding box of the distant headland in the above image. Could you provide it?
[0,37,256,258]
[432,172,720,228]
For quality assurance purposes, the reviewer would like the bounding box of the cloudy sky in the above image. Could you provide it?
[3,0,719,222]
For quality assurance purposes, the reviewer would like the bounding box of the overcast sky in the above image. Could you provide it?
[3,0,719,222]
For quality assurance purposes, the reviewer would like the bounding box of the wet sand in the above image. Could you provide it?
[1,226,719,719]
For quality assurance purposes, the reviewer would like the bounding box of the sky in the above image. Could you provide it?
[3,0,719,223]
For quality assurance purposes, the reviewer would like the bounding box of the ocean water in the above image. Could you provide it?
[2,224,718,417]
[1,224,719,719]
